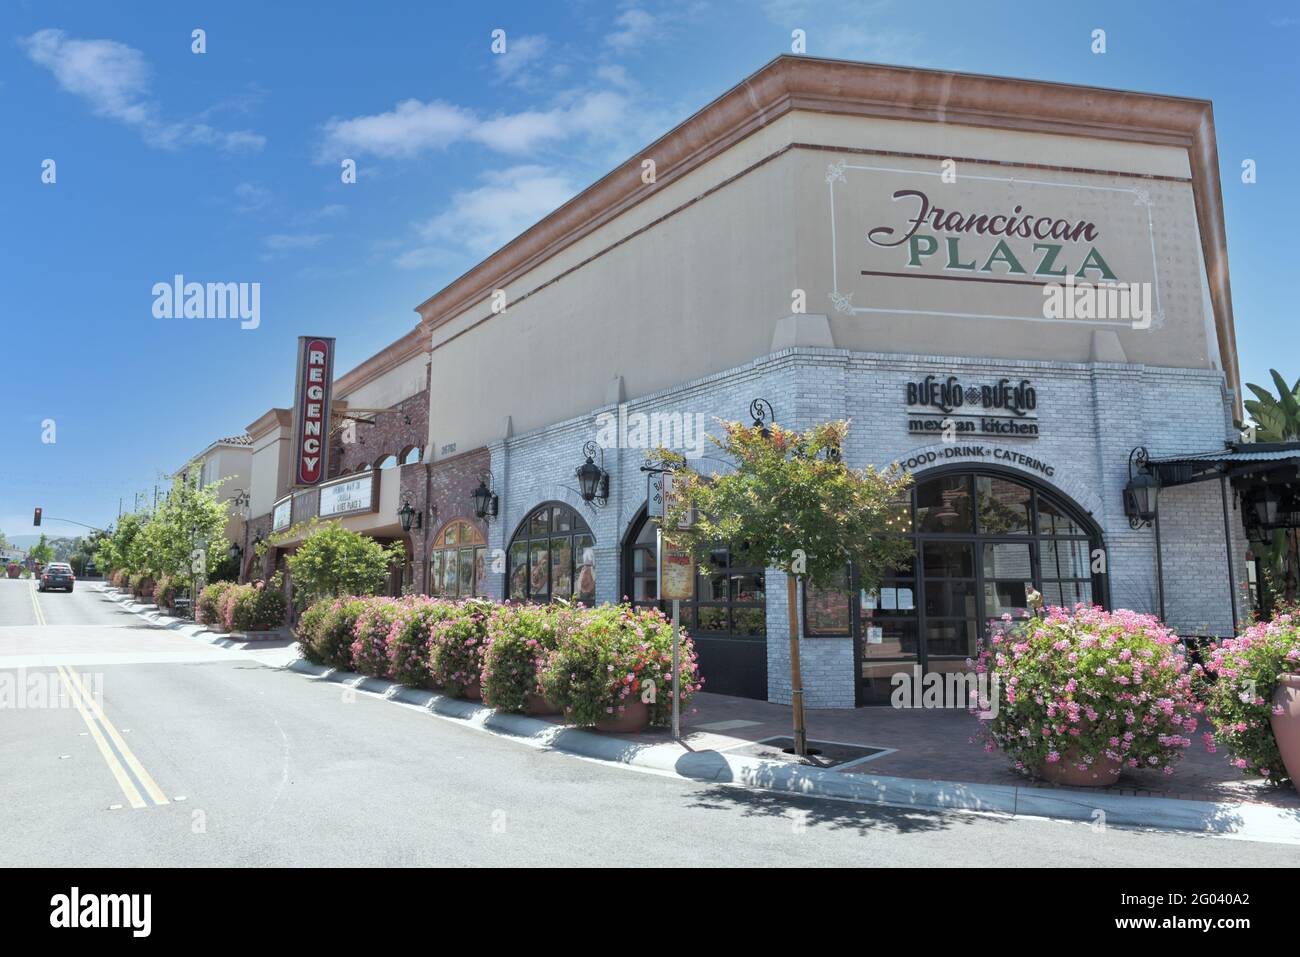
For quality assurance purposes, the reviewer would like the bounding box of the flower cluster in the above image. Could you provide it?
[1199,613,1300,785]
[973,604,1199,781]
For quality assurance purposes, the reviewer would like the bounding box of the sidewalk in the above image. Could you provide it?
[624,693,1300,812]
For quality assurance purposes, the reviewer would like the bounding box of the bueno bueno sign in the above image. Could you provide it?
[905,373,1039,439]
[290,336,336,487]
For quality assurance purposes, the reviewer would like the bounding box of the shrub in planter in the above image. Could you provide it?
[129,573,152,598]
[482,603,574,713]
[313,597,372,670]
[296,599,333,664]
[429,599,493,698]
[197,581,235,625]
[6,563,20,580]
[154,575,177,610]
[388,599,453,688]
[222,583,287,633]
[973,602,1199,785]
[541,604,700,730]
[350,598,404,678]
[1201,613,1300,785]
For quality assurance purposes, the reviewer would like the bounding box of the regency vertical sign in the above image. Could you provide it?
[289,336,336,487]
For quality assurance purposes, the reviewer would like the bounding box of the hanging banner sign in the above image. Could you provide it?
[289,336,336,487]
[659,473,695,600]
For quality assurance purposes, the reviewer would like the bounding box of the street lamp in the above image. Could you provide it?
[575,441,609,506]
[1253,486,1282,527]
[472,474,499,520]
[397,500,422,532]
[1123,447,1160,529]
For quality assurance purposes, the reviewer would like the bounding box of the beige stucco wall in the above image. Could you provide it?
[339,351,428,411]
[423,108,1218,459]
[249,430,289,518]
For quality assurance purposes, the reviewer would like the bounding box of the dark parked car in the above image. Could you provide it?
[39,563,75,592]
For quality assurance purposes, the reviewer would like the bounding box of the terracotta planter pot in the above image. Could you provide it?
[1039,750,1122,788]
[525,692,561,716]
[1270,674,1300,788]
[594,698,650,734]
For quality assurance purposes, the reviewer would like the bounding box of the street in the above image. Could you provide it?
[0,578,1292,867]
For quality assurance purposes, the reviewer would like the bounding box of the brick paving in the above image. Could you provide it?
[608,691,1300,809]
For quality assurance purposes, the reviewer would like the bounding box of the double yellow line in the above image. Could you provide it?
[29,581,46,626]
[30,585,169,810]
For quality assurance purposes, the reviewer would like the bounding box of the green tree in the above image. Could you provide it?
[285,521,404,608]
[653,418,914,754]
[143,470,230,587]
[29,534,54,567]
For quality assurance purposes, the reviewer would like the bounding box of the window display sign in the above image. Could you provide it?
[318,473,377,519]
[659,473,695,601]
[272,497,291,532]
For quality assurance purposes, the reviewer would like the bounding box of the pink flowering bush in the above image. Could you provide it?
[428,599,494,695]
[387,599,455,687]
[1200,613,1300,785]
[349,598,405,678]
[541,604,700,727]
[973,603,1199,781]
[481,602,577,712]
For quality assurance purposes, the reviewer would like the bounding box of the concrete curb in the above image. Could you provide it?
[97,583,1300,844]
[94,584,284,648]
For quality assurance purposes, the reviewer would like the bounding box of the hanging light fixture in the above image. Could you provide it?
[1253,485,1282,527]
[397,500,421,532]
[1123,447,1160,529]
[576,441,609,506]
[472,474,499,520]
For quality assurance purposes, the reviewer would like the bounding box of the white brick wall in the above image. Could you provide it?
[490,347,1244,708]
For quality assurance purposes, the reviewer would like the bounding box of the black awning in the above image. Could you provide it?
[1148,442,1300,487]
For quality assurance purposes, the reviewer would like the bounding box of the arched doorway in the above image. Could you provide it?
[506,502,597,603]
[623,507,768,699]
[806,467,1107,705]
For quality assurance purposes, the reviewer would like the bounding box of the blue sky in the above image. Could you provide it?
[2,0,1298,541]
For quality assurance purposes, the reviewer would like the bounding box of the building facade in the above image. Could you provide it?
[405,56,1248,708]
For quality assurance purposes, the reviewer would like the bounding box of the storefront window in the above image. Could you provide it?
[852,470,1104,704]
[506,503,596,603]
[624,512,766,637]
[429,520,486,598]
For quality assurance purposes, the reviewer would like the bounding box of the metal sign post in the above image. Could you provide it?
[659,473,694,743]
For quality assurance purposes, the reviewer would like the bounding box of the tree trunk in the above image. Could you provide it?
[788,574,807,756]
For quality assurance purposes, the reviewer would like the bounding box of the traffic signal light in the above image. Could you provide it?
[33,507,42,527]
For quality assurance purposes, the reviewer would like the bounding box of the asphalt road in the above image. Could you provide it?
[0,577,1295,867]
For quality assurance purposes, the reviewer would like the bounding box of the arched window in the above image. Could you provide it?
[429,519,486,598]
[804,468,1106,704]
[507,503,596,603]
[401,445,422,465]
[376,454,398,470]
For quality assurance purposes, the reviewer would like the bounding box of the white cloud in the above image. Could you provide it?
[319,98,476,160]
[320,90,628,160]
[607,8,658,52]
[21,28,264,153]
[261,232,331,261]
[494,33,549,87]
[397,165,580,268]
[233,182,271,214]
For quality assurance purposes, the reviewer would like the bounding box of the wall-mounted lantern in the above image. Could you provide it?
[576,441,610,506]
[397,500,422,532]
[1253,486,1282,527]
[472,474,500,521]
[1123,447,1160,529]
[749,398,775,439]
